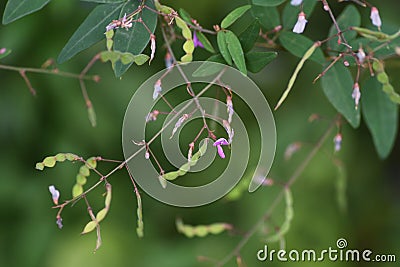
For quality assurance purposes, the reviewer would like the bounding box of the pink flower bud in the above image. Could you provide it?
[293,12,308,34]
[48,185,60,205]
[333,133,342,152]
[0,48,6,54]
[370,7,382,29]
[352,83,361,110]
[165,52,173,69]
[170,114,189,138]
[145,151,150,159]
[188,142,194,161]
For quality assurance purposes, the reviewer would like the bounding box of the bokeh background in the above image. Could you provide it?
[0,0,399,266]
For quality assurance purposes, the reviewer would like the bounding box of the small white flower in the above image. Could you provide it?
[293,12,308,34]
[149,35,156,64]
[153,80,162,100]
[352,83,361,110]
[121,13,133,29]
[48,185,60,205]
[226,96,234,124]
[370,7,382,29]
[290,0,303,6]
[356,47,366,64]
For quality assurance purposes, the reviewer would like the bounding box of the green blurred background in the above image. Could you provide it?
[0,0,399,266]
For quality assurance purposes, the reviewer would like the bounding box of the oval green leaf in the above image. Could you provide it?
[2,0,51,24]
[252,0,286,7]
[321,64,360,128]
[58,3,125,64]
[217,31,233,65]
[225,30,247,75]
[279,31,325,64]
[239,20,261,52]
[251,5,280,30]
[113,0,158,77]
[221,5,251,29]
[327,5,360,52]
[245,51,277,73]
[362,77,398,159]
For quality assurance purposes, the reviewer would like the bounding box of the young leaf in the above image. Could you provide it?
[251,5,280,30]
[275,42,319,110]
[2,0,51,24]
[282,0,318,30]
[279,31,325,64]
[245,51,277,73]
[327,5,360,52]
[221,5,251,29]
[321,64,360,128]
[217,31,233,65]
[58,3,125,63]
[178,8,192,24]
[239,20,261,52]
[113,0,158,77]
[225,30,247,75]
[362,77,398,159]
[252,0,286,7]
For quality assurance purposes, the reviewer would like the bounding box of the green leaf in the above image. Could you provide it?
[239,20,261,52]
[327,5,360,52]
[245,51,277,73]
[113,0,158,77]
[192,55,225,77]
[252,0,286,7]
[251,5,280,30]
[279,31,325,64]
[282,0,318,30]
[217,31,233,65]
[2,0,51,24]
[58,3,124,63]
[362,77,398,159]
[225,30,247,75]
[178,8,192,24]
[221,5,251,29]
[81,221,97,234]
[0,48,12,60]
[195,31,215,53]
[321,64,360,128]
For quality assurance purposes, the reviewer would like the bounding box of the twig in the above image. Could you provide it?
[214,118,336,267]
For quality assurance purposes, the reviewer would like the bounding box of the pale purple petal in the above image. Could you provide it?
[290,0,303,6]
[216,145,225,158]
[193,32,204,48]
[370,7,382,28]
[293,12,307,34]
[214,138,229,146]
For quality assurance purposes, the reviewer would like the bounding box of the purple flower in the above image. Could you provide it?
[213,138,229,159]
[193,32,204,48]
[293,12,308,34]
